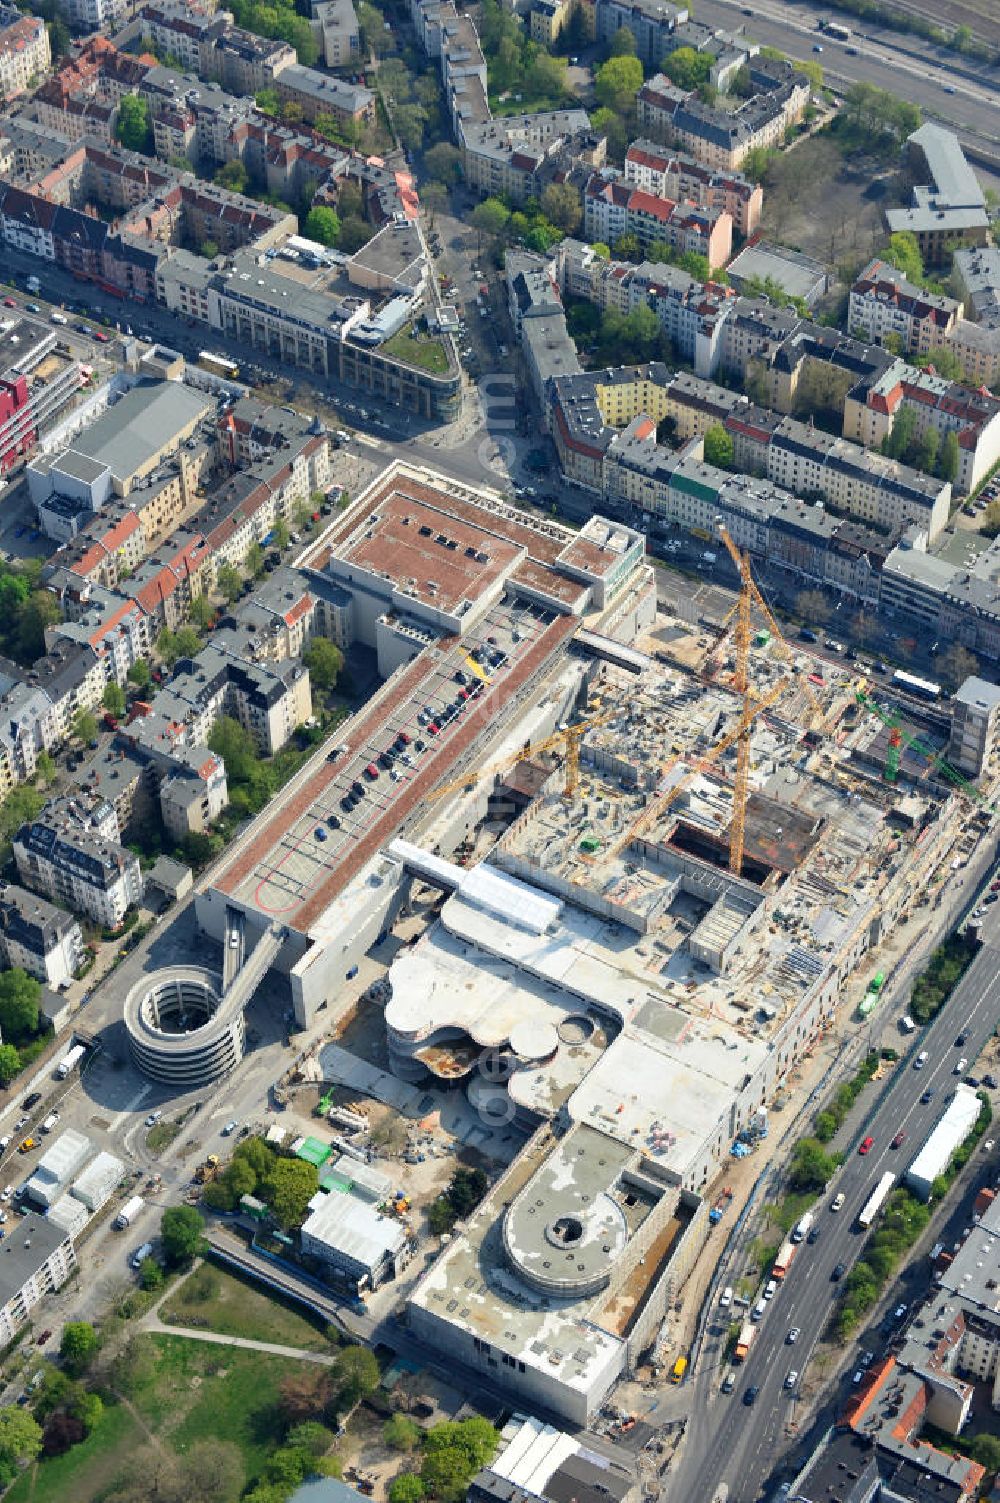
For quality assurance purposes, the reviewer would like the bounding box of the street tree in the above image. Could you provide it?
[217,564,243,604]
[794,589,831,627]
[159,1205,205,1268]
[936,642,977,692]
[0,1045,20,1085]
[333,1345,380,1408]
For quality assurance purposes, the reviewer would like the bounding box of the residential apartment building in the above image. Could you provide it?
[593,0,688,68]
[636,58,810,172]
[461,111,598,204]
[152,644,311,757]
[949,244,1000,384]
[583,171,732,266]
[0,8,50,100]
[623,140,761,236]
[14,797,144,928]
[725,405,952,541]
[0,882,85,988]
[311,0,361,67]
[848,257,960,357]
[0,1213,78,1349]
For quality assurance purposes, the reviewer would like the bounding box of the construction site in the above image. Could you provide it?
[390,526,998,1424]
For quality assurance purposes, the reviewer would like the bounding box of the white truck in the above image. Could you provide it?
[114,1195,145,1231]
[791,1211,814,1244]
[55,1043,85,1079]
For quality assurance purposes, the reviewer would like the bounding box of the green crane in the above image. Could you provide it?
[855,689,985,801]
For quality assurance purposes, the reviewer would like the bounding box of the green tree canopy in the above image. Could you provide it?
[884,231,924,286]
[594,54,643,114]
[305,206,341,246]
[390,1476,426,1503]
[384,1415,422,1452]
[214,160,249,194]
[788,1137,837,1193]
[424,142,462,186]
[470,198,510,245]
[0,969,40,1043]
[60,1322,100,1376]
[303,637,344,692]
[540,182,582,236]
[127,659,151,688]
[103,682,126,718]
[0,1043,20,1085]
[703,423,734,469]
[160,1205,205,1268]
[208,715,259,784]
[333,1345,380,1408]
[662,46,712,91]
[259,1156,320,1230]
[216,563,243,605]
[0,1410,43,1482]
[116,93,153,154]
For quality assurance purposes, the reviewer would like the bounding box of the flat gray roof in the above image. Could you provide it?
[73,381,211,482]
[0,1210,71,1307]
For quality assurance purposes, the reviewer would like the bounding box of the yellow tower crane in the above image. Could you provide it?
[426,707,624,804]
[593,674,792,873]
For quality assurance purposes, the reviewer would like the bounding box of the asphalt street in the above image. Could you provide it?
[667,852,1000,1503]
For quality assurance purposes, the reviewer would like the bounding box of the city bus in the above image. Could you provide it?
[198,350,240,380]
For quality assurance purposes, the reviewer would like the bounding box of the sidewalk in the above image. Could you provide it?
[142,1313,338,1365]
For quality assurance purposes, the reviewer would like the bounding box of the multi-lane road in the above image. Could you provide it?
[668,898,1000,1502]
[693,0,1000,163]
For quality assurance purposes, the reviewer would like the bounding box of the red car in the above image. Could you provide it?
[859,1136,874,1155]
[891,1131,906,1149]
[364,762,379,779]
[2,297,15,308]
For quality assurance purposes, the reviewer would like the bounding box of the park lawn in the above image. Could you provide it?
[6,1400,144,1503]
[383,327,449,374]
[130,1334,301,1477]
[160,1264,331,1351]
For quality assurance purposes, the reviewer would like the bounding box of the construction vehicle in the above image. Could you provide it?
[194,1154,221,1184]
[314,1089,335,1118]
[735,1321,756,1361]
[709,1187,734,1224]
[771,1238,798,1280]
[426,707,624,804]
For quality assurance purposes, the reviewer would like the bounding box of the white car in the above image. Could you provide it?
[955,1057,968,1074]
[784,1370,798,1389]
[1,1185,13,1202]
[144,1111,162,1127]
[787,1327,800,1344]
[222,1119,238,1136]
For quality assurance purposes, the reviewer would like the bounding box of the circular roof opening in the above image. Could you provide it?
[557,1015,595,1045]
[547,1215,584,1247]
